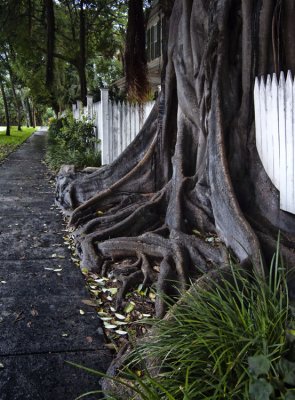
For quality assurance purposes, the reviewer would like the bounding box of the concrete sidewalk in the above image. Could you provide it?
[0,130,111,400]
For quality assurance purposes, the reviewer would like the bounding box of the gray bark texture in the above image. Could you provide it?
[56,0,295,319]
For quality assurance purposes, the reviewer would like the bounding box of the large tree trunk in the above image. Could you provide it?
[44,0,55,88]
[125,0,149,102]
[1,83,10,136]
[57,0,295,320]
[78,0,87,106]
[21,94,30,127]
[8,69,22,131]
[26,98,34,127]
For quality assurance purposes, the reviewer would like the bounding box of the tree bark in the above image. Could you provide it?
[21,93,30,127]
[32,103,36,128]
[44,0,55,88]
[125,0,149,102]
[57,0,295,321]
[7,66,22,131]
[78,0,87,106]
[26,98,34,127]
[1,83,10,136]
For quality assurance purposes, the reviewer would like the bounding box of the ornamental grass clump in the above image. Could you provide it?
[123,248,295,399]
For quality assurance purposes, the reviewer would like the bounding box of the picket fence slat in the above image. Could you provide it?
[254,71,295,214]
[271,74,280,189]
[72,90,155,165]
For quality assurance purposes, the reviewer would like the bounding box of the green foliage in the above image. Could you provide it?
[0,126,36,161]
[45,115,101,171]
[42,108,55,125]
[0,1,127,115]
[118,249,295,399]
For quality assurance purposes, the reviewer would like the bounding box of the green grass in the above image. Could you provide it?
[0,126,37,161]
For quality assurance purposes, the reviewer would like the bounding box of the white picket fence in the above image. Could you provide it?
[254,71,295,215]
[72,89,154,165]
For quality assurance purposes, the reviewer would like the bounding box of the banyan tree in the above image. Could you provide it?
[56,0,295,320]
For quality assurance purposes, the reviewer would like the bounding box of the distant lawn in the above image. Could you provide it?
[0,127,37,162]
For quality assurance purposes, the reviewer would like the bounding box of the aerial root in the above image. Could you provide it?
[116,270,144,310]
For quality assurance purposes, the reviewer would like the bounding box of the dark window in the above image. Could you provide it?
[146,29,151,62]
[151,25,155,60]
[146,17,165,62]
[156,20,161,58]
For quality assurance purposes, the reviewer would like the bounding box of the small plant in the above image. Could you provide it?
[46,114,101,171]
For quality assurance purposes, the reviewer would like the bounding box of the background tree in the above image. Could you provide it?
[44,0,55,88]
[57,0,295,320]
[0,0,127,115]
[0,81,10,136]
[125,0,149,102]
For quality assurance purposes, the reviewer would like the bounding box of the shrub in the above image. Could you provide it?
[46,115,101,171]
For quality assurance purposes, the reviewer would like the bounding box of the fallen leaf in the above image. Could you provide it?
[103,322,117,329]
[90,290,100,296]
[149,292,156,301]
[82,300,99,308]
[108,288,118,295]
[100,317,113,321]
[137,283,144,292]
[115,330,128,335]
[124,302,135,314]
[0,363,4,369]
[79,309,85,315]
[105,343,117,350]
[0,281,6,284]
[54,268,63,272]
[14,311,24,323]
[62,333,69,337]
[97,311,109,317]
[115,313,126,320]
[31,309,39,317]
[95,277,109,283]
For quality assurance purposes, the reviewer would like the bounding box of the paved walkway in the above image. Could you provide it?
[0,130,111,399]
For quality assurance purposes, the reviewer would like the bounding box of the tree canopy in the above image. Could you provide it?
[0,0,128,119]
